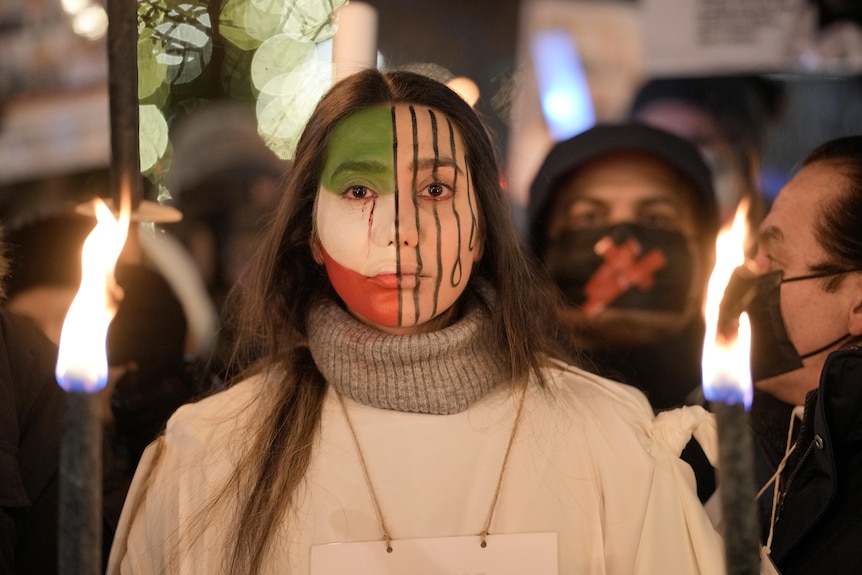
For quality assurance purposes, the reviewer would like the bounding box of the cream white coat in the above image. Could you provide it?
[108,360,724,574]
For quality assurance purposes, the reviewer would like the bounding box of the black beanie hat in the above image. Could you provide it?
[527,122,719,255]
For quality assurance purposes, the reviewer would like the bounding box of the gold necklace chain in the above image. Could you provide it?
[335,383,529,552]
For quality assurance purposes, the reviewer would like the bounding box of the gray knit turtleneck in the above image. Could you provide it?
[306,296,509,415]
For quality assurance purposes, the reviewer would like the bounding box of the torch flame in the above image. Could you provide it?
[702,200,753,408]
[55,197,130,392]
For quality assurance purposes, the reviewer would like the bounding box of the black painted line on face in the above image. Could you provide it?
[391,106,403,326]
[448,117,463,288]
[466,156,477,252]
[429,109,443,318]
[409,105,423,325]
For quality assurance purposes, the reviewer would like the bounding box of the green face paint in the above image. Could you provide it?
[320,106,396,196]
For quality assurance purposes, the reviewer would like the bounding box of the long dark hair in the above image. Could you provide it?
[212,69,570,572]
[0,232,7,300]
[802,135,862,290]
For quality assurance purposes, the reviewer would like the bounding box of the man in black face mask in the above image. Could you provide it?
[528,123,720,411]
[722,135,862,575]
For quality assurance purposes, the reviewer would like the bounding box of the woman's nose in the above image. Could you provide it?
[371,193,419,248]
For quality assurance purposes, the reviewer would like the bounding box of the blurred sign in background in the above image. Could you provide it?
[1,0,861,209]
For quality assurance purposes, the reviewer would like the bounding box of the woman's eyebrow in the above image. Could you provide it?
[414,157,464,175]
[330,160,390,179]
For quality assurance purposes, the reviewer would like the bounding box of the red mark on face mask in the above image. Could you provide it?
[582,236,667,317]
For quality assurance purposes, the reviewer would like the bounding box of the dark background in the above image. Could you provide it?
[367,0,522,151]
[2,0,862,196]
[367,0,862,197]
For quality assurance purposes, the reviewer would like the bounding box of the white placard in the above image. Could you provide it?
[641,0,810,75]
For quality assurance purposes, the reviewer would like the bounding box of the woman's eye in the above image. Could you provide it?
[421,183,452,199]
[345,185,370,199]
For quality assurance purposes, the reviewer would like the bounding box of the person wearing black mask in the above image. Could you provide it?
[527,123,720,411]
[527,123,721,503]
[723,135,862,573]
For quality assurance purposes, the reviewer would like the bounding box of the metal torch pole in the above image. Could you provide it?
[107,0,142,211]
[58,388,103,574]
[714,401,762,575]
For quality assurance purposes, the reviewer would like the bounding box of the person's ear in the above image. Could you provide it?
[848,273,862,336]
[310,237,324,265]
[473,237,483,263]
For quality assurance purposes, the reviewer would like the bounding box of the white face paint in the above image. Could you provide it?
[315,104,481,334]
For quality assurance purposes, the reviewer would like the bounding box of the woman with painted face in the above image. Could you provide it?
[106,70,724,574]
[527,123,720,412]
[725,135,862,574]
